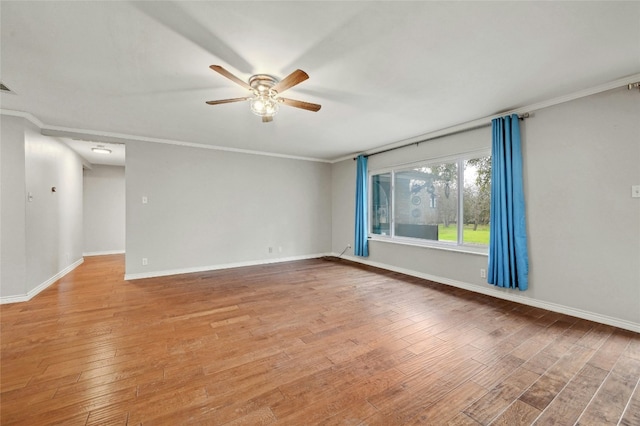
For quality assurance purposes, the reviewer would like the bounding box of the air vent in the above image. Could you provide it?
[0,82,14,93]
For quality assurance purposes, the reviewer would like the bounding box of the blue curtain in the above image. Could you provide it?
[488,114,529,290]
[354,155,369,257]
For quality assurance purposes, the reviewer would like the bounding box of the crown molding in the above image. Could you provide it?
[331,72,640,163]
[5,72,639,165]
[0,109,45,128]
[0,109,331,164]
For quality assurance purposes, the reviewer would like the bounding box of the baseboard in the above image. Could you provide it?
[124,253,333,281]
[0,293,30,304]
[0,258,84,304]
[83,250,125,256]
[337,253,640,334]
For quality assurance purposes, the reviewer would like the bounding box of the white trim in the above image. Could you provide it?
[0,109,45,128]
[337,254,640,334]
[0,109,330,164]
[0,258,84,304]
[369,148,492,174]
[83,250,125,257]
[0,294,30,304]
[40,126,332,164]
[517,72,640,116]
[369,228,489,256]
[124,253,333,281]
[6,74,639,166]
[341,72,640,163]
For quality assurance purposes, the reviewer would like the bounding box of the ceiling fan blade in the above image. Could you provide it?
[280,97,322,112]
[205,97,250,105]
[272,69,309,94]
[209,65,252,91]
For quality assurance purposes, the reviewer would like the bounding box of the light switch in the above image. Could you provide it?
[633,185,640,198]
[142,196,148,204]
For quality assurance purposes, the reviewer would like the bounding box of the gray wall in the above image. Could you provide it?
[83,165,125,255]
[524,87,639,323]
[0,115,84,301]
[125,141,332,277]
[1,115,27,297]
[2,87,637,331]
[24,121,84,294]
[331,87,640,329]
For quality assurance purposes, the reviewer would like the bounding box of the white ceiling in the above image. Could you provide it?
[1,1,639,163]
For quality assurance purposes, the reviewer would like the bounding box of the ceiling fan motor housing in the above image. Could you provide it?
[248,74,279,93]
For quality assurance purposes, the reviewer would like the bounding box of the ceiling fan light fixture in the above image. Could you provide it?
[250,95,279,117]
[248,74,279,120]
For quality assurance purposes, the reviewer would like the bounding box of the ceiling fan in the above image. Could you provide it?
[206,65,321,123]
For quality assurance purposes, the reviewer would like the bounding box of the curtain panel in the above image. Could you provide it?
[488,114,529,290]
[354,155,369,257]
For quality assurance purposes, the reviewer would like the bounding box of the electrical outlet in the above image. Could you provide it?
[142,258,148,266]
[480,268,486,278]
[278,246,282,253]
[268,247,273,253]
[347,244,352,249]
[632,185,640,198]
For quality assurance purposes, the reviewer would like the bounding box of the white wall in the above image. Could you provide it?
[331,87,640,331]
[0,115,27,298]
[24,121,84,294]
[125,141,332,278]
[83,165,125,255]
[0,114,84,302]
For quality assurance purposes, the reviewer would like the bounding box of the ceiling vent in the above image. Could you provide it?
[0,82,15,93]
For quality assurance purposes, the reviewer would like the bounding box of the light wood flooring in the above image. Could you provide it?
[1,254,639,425]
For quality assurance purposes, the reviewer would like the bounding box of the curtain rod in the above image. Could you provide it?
[354,113,529,160]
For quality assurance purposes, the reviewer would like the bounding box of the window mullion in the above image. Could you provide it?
[390,171,395,238]
[457,159,464,245]
[367,173,372,236]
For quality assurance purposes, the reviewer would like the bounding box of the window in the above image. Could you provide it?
[370,154,491,248]
[371,173,391,235]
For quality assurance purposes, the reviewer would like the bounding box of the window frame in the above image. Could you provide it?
[368,149,490,255]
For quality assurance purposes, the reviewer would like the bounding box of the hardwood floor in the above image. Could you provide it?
[1,254,639,425]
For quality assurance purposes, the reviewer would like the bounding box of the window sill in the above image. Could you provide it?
[369,235,489,256]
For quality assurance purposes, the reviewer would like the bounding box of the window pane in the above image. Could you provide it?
[463,156,491,245]
[371,173,391,235]
[394,163,458,242]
